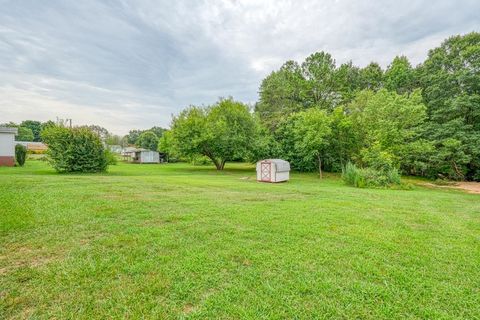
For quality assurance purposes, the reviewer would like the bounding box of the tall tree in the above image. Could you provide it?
[256,60,306,130]
[20,120,42,142]
[137,131,159,151]
[359,62,384,91]
[348,89,428,171]
[85,125,110,142]
[384,56,415,94]
[301,52,338,110]
[284,108,332,178]
[125,129,143,145]
[334,61,362,104]
[417,32,480,180]
[148,126,166,138]
[16,126,34,141]
[171,98,257,170]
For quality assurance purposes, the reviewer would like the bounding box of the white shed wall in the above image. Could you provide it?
[256,159,290,183]
[140,151,160,163]
[0,133,15,157]
[275,171,289,182]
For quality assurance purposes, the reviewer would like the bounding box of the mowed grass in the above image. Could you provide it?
[0,161,479,319]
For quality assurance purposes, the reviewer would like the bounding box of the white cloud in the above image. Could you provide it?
[0,0,479,134]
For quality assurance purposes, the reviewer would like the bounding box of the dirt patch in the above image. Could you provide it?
[0,246,63,276]
[455,182,480,194]
[421,182,480,194]
[182,304,196,314]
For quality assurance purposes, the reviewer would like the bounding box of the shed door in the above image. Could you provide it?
[260,162,271,182]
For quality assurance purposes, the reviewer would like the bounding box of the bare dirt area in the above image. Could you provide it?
[455,182,480,194]
[421,182,480,194]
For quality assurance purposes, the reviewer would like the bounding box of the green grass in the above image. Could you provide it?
[1,161,479,319]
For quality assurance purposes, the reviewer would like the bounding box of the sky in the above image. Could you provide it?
[1,0,479,135]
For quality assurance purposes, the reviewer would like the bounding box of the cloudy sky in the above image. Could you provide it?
[1,0,479,134]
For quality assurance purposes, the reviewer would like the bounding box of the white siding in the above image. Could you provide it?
[140,151,160,163]
[256,159,290,183]
[0,133,15,157]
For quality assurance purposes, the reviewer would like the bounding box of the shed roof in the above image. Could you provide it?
[260,159,290,172]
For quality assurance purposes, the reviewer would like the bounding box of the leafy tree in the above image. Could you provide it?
[105,134,124,146]
[158,130,176,162]
[125,129,143,145]
[290,108,332,178]
[334,61,362,104]
[41,126,108,173]
[417,32,480,180]
[20,120,42,142]
[41,120,56,132]
[277,109,331,177]
[137,131,159,151]
[247,117,281,163]
[85,125,110,142]
[148,126,166,138]
[384,56,415,94]
[358,62,384,91]
[40,120,56,132]
[170,98,257,170]
[16,126,34,141]
[301,52,338,110]
[324,107,359,172]
[256,60,306,130]
[347,89,427,171]
[0,121,17,127]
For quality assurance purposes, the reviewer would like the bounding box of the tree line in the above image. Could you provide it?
[162,32,480,182]
[5,33,478,181]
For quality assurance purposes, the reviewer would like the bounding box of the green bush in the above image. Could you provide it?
[41,126,108,173]
[190,155,211,166]
[15,144,27,167]
[342,162,401,188]
[104,149,118,165]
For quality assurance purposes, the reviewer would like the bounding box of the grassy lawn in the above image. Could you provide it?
[1,161,479,319]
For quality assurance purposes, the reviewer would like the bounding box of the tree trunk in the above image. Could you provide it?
[206,154,221,170]
[318,155,322,179]
[213,159,223,170]
[220,159,226,170]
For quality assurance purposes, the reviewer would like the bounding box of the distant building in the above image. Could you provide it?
[0,127,18,166]
[132,149,160,164]
[15,141,48,153]
[121,147,137,161]
[107,145,122,154]
[121,147,160,163]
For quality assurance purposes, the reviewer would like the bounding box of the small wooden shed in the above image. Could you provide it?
[256,159,290,183]
[132,149,160,164]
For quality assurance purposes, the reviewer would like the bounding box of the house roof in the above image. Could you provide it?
[0,127,18,134]
[135,149,158,153]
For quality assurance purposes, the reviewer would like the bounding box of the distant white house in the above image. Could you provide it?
[0,127,18,166]
[107,145,122,154]
[132,149,160,164]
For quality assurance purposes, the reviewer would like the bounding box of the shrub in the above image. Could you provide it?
[342,162,401,188]
[15,144,27,166]
[104,149,118,165]
[190,155,211,166]
[41,126,108,173]
[360,143,397,172]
